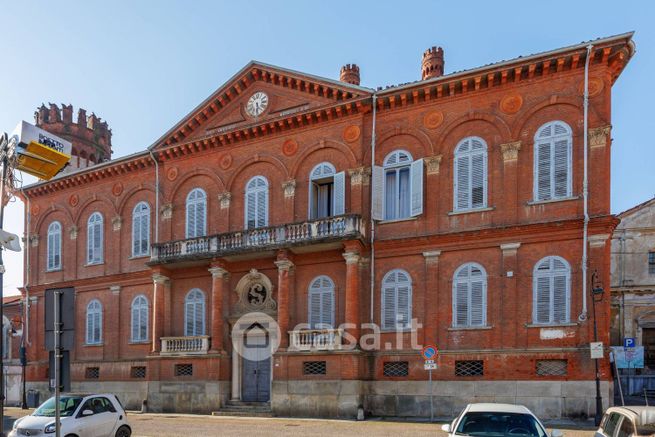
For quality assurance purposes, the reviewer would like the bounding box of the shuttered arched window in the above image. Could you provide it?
[131,295,149,342]
[381,269,412,330]
[87,212,103,264]
[534,121,572,201]
[452,263,487,327]
[309,163,345,219]
[308,276,335,328]
[132,202,150,257]
[533,256,571,325]
[47,221,62,270]
[185,289,205,336]
[245,176,269,229]
[454,137,488,211]
[86,299,102,345]
[186,188,207,238]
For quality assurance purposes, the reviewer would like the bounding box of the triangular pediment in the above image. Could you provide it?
[151,61,372,149]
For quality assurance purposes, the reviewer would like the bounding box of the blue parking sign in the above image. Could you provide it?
[624,338,636,348]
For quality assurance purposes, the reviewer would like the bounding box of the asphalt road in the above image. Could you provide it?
[3,408,596,437]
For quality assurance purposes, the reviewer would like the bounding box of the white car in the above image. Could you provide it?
[441,403,562,437]
[595,406,655,436]
[9,393,131,437]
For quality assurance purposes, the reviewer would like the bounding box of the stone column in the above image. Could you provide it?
[275,255,294,349]
[344,251,361,342]
[423,251,441,346]
[208,265,229,352]
[151,273,169,353]
[500,243,521,348]
[282,180,296,223]
[109,285,121,359]
[500,141,521,222]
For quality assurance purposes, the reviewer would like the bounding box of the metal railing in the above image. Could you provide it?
[160,336,210,355]
[289,328,343,351]
[151,214,364,263]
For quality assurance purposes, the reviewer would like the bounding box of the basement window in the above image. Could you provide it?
[383,361,409,377]
[455,360,484,377]
[85,367,100,379]
[131,366,147,379]
[536,359,567,376]
[649,252,655,275]
[303,361,327,375]
[175,363,193,377]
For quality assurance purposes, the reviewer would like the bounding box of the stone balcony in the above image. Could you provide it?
[151,214,365,263]
[160,336,210,355]
[289,328,343,351]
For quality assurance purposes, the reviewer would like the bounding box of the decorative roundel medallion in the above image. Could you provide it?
[245,91,269,117]
[219,153,233,170]
[166,167,179,181]
[112,182,124,197]
[282,139,299,157]
[423,111,444,129]
[500,94,523,115]
[69,194,79,207]
[579,77,604,97]
[342,125,361,143]
[31,204,40,216]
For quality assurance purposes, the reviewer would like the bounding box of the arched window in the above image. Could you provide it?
[245,176,269,229]
[452,263,487,327]
[87,212,103,264]
[309,162,345,219]
[381,269,412,330]
[47,221,62,270]
[534,121,572,201]
[86,299,102,345]
[186,188,207,238]
[132,202,150,257]
[454,137,488,211]
[533,256,571,325]
[308,276,335,328]
[184,289,205,336]
[131,294,149,342]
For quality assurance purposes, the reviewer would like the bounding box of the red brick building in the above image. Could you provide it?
[19,33,634,419]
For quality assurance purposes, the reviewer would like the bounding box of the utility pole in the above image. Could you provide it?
[591,269,605,427]
[0,132,11,437]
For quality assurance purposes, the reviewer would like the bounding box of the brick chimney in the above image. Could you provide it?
[421,46,444,80]
[340,64,360,86]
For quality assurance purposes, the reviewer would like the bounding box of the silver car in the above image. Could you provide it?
[595,406,655,437]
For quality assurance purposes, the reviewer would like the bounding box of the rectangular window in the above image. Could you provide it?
[649,252,655,275]
[383,361,409,377]
[131,366,147,379]
[536,359,567,376]
[303,361,327,375]
[455,360,484,376]
[85,367,100,379]
[175,363,193,377]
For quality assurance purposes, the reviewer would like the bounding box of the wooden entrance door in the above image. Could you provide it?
[241,325,271,402]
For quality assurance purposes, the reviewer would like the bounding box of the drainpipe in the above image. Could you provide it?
[20,188,31,346]
[578,44,593,322]
[370,94,377,322]
[148,150,160,244]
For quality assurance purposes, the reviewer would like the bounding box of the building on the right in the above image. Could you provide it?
[611,197,655,367]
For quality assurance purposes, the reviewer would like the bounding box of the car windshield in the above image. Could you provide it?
[33,396,84,417]
[455,411,547,437]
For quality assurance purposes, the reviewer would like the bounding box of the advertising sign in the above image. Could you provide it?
[611,346,644,369]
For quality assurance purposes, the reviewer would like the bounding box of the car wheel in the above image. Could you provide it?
[64,434,79,437]
[115,425,131,437]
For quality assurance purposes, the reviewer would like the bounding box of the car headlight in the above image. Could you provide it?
[44,422,56,434]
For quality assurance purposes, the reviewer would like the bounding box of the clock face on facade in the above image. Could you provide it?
[245,91,269,117]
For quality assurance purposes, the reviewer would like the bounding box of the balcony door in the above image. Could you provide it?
[309,162,345,219]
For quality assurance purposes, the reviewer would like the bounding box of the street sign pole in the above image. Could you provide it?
[54,289,61,437]
[0,132,11,437]
[429,367,433,423]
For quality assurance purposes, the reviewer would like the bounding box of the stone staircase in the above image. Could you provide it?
[212,400,273,417]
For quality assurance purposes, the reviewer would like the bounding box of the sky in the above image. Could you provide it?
[0,0,653,296]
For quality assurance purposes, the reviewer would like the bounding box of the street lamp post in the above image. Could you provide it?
[0,132,11,437]
[591,269,605,427]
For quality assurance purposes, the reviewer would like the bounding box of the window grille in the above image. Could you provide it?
[649,252,655,275]
[175,364,193,377]
[131,366,147,379]
[383,361,409,377]
[85,367,100,379]
[303,361,327,375]
[536,359,567,376]
[455,360,484,376]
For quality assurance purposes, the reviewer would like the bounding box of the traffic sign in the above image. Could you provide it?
[624,338,636,348]
[424,360,438,370]
[421,345,438,361]
[590,341,604,359]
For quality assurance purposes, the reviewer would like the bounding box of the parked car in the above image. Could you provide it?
[596,406,655,437]
[9,393,131,437]
[440,403,562,437]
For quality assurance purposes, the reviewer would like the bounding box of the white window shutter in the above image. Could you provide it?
[309,291,321,328]
[553,275,567,323]
[131,304,138,341]
[534,276,551,324]
[382,286,396,329]
[455,282,468,327]
[257,189,268,227]
[371,165,384,220]
[397,285,411,328]
[246,191,256,229]
[410,159,423,217]
[536,142,552,201]
[471,153,486,208]
[333,171,345,216]
[196,297,205,335]
[455,155,470,210]
[197,198,206,236]
[321,289,334,327]
[186,202,195,238]
[185,299,194,336]
[86,310,92,344]
[553,139,569,198]
[308,182,316,219]
[470,280,484,326]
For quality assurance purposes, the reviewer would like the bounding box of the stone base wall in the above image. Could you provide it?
[26,380,230,414]
[364,380,612,420]
[272,380,364,419]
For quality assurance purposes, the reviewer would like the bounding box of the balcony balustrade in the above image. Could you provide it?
[160,336,210,355]
[151,214,364,263]
[289,328,343,351]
